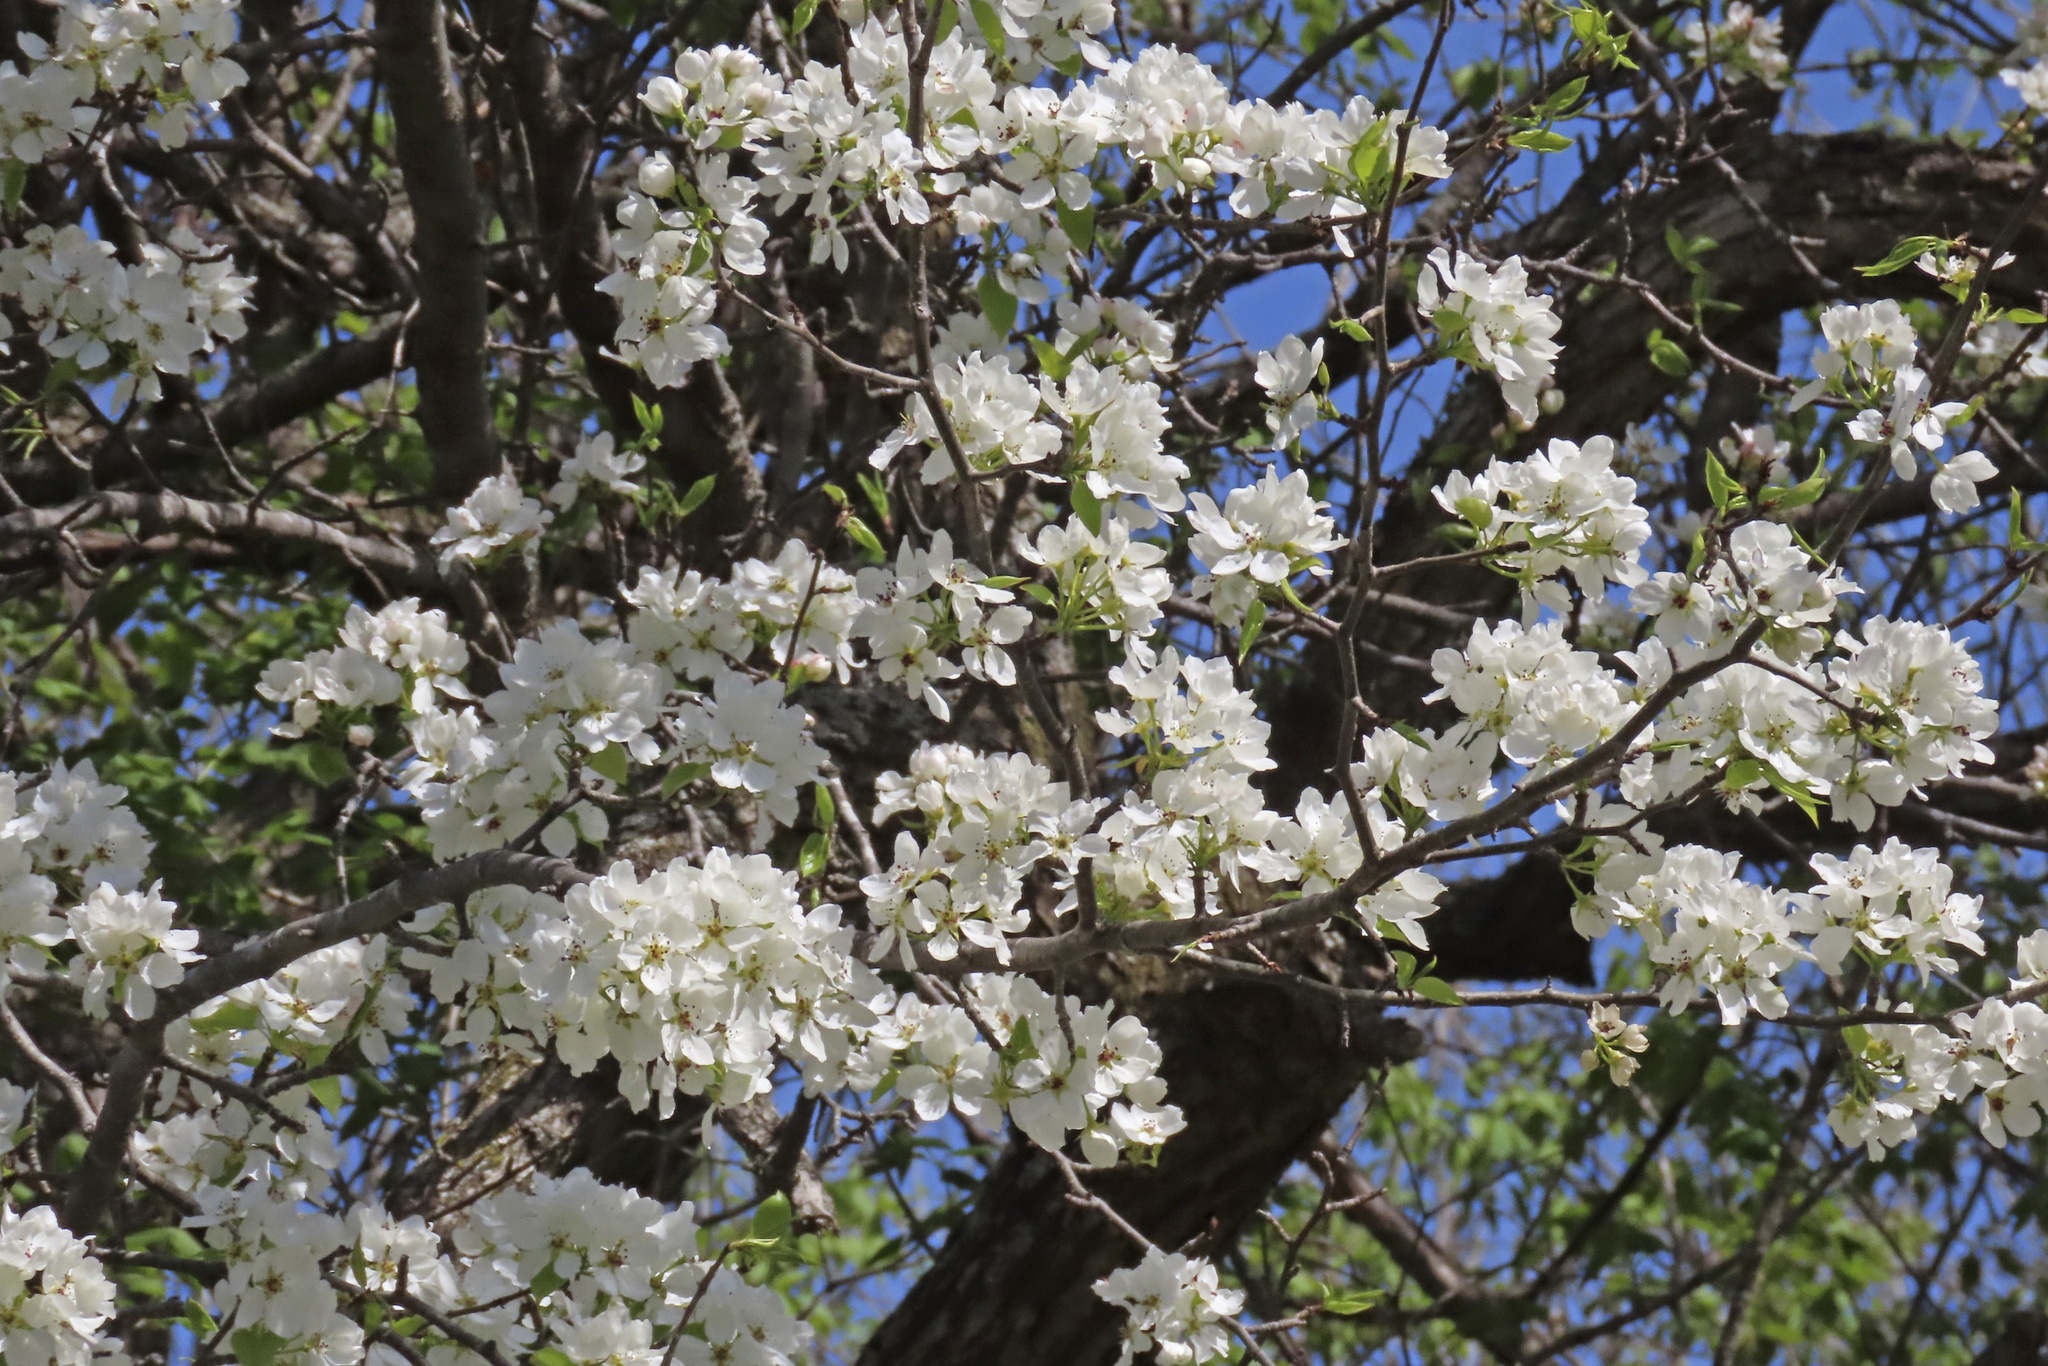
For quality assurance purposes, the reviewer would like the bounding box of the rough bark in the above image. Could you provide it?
[376,0,498,499]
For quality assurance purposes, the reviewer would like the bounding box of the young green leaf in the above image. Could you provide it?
[676,474,717,518]
[968,0,1006,54]
[845,514,887,562]
[306,1075,346,1116]
[1237,599,1267,663]
[1509,128,1574,153]
[1855,235,1947,277]
[1704,452,1746,512]
[1410,976,1465,1006]
[799,831,829,878]
[1069,479,1103,534]
[1760,467,1829,512]
[233,1328,289,1366]
[661,761,711,798]
[752,1192,794,1242]
[1321,1287,1386,1315]
[585,744,631,787]
[1646,328,1691,377]
[1055,200,1097,253]
[977,272,1018,336]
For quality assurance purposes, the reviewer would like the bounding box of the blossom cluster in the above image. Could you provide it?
[0,223,251,409]
[599,22,1450,387]
[1189,466,1346,626]
[1093,1248,1243,1366]
[0,0,252,403]
[1681,1,1791,87]
[1794,301,1998,511]
[1417,249,1562,423]
[0,762,201,1023]
[1433,435,1651,605]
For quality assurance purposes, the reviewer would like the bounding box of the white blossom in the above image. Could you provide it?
[1094,1249,1242,1366]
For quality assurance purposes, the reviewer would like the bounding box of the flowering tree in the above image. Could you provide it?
[4,0,2048,1358]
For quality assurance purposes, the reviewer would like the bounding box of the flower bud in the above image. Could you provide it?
[641,77,685,117]
[638,153,676,197]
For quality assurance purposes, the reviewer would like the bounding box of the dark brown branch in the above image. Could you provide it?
[377,0,499,499]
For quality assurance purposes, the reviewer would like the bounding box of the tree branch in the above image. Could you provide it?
[377,0,499,498]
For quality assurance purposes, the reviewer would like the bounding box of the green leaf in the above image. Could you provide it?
[676,474,717,518]
[193,999,262,1034]
[1237,599,1267,663]
[1704,452,1746,512]
[1030,335,1074,382]
[999,1016,1039,1066]
[531,1350,575,1366]
[2007,307,2048,325]
[1,160,25,214]
[856,471,893,523]
[813,782,836,831]
[1665,223,1699,270]
[631,393,665,437]
[1760,467,1828,512]
[586,744,631,787]
[529,1266,569,1301]
[791,0,821,31]
[129,1226,210,1260]
[1544,76,1588,112]
[1856,235,1947,277]
[1760,765,1821,824]
[1348,134,1389,191]
[1646,328,1691,377]
[1069,479,1103,534]
[1055,200,1096,253]
[39,356,80,401]
[182,1301,219,1336]
[1685,528,1708,576]
[799,831,829,878]
[977,272,1018,337]
[306,1075,346,1116]
[390,1318,425,1340]
[232,1327,289,1366]
[1321,1287,1385,1316]
[1410,976,1465,1006]
[845,514,887,562]
[752,1192,793,1243]
[968,0,1005,54]
[1508,128,1573,153]
[1333,318,1372,342]
[661,762,711,798]
[1723,757,1768,790]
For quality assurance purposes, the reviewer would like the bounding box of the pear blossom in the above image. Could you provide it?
[1418,249,1561,422]
[1093,1249,1243,1366]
